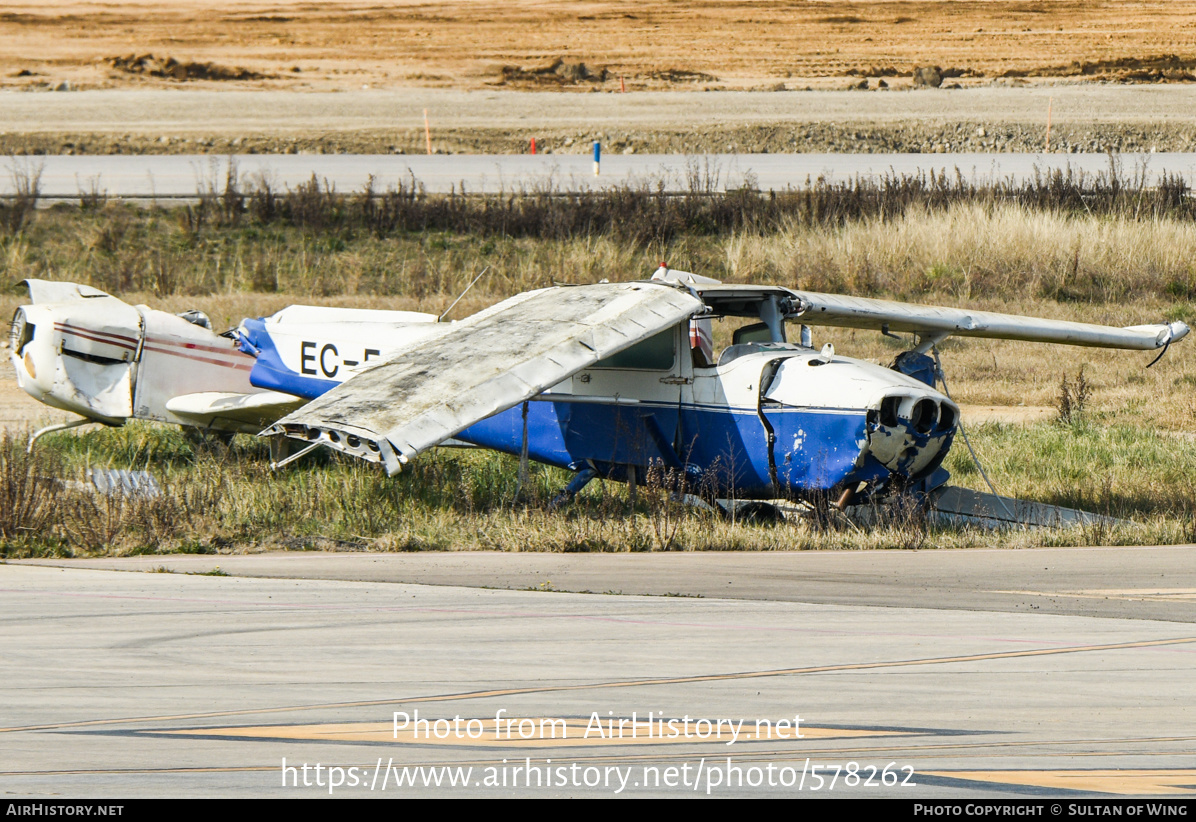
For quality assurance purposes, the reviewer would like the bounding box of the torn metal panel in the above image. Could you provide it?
[86,468,161,498]
[792,291,1189,350]
[59,468,162,498]
[265,282,704,473]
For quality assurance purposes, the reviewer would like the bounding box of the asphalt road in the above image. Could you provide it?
[4,151,1193,197]
[4,550,1195,798]
[19,545,1196,623]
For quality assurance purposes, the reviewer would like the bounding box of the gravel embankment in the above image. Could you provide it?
[2,85,1195,156]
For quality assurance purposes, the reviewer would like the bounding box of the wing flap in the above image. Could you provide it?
[794,292,1189,350]
[264,282,703,473]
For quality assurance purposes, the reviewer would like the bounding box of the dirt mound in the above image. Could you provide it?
[846,65,979,80]
[1013,54,1196,82]
[642,69,717,83]
[109,54,267,82]
[846,66,901,78]
[497,58,607,86]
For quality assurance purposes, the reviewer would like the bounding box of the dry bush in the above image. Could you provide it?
[0,431,62,552]
[642,461,689,551]
[57,469,223,554]
[0,424,227,555]
[2,161,42,235]
[1057,366,1090,425]
[144,159,1196,249]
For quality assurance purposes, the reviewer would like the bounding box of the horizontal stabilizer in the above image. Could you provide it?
[264,282,703,474]
[18,279,111,304]
[166,391,306,427]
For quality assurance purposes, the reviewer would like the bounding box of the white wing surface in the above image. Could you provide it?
[791,291,1188,350]
[263,282,703,474]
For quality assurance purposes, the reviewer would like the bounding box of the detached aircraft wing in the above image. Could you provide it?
[789,291,1189,350]
[263,282,704,474]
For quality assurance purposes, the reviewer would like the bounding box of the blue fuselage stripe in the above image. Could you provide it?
[455,400,870,497]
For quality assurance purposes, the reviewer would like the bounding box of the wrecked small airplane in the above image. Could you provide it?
[8,271,1190,524]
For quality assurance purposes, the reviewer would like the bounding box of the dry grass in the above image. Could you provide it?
[764,201,1196,304]
[2,419,1192,558]
[0,427,223,555]
[0,429,61,543]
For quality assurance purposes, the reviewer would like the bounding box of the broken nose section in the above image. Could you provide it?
[865,392,958,480]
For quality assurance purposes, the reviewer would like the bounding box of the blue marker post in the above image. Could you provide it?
[593,141,601,176]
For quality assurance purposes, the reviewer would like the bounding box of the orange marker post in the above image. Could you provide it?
[424,109,432,155]
[1046,97,1053,152]
[530,137,536,155]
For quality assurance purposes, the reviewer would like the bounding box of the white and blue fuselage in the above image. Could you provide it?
[13,276,1184,505]
[234,317,957,501]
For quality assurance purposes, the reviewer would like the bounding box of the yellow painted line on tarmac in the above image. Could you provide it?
[993,589,1196,602]
[4,635,1194,734]
[164,719,903,747]
[925,769,1196,796]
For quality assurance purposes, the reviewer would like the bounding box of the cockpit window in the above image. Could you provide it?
[592,328,676,370]
[732,322,775,346]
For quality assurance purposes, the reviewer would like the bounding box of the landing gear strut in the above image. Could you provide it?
[548,467,598,510]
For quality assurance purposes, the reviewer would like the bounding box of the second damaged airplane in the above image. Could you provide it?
[9,269,1190,512]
